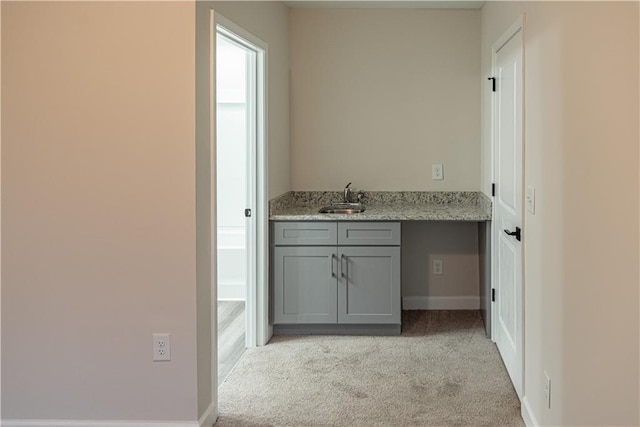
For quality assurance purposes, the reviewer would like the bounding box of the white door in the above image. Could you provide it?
[492,22,524,398]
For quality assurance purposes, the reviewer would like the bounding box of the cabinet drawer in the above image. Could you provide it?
[273,222,338,246]
[338,222,401,246]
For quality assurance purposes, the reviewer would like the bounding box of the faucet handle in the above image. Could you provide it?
[357,191,365,203]
[343,182,353,203]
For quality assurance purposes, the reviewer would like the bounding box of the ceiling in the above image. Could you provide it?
[283,1,486,9]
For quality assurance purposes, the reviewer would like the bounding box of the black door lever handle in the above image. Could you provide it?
[503,227,521,242]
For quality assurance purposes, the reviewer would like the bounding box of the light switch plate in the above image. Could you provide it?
[526,186,535,214]
[544,371,551,409]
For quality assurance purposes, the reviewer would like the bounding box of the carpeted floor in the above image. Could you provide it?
[216,310,524,427]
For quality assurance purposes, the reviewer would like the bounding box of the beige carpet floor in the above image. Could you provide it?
[216,310,524,427]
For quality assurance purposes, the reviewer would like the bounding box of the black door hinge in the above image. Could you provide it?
[488,77,496,92]
[491,183,495,197]
[244,208,252,218]
[492,288,496,302]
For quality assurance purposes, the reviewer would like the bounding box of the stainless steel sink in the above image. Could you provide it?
[318,203,366,214]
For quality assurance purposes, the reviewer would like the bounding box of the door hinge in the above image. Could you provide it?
[491,288,496,302]
[244,208,252,218]
[488,77,496,92]
[491,183,495,197]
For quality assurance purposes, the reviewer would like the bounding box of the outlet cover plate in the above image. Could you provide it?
[432,164,444,180]
[433,259,444,276]
[153,333,171,361]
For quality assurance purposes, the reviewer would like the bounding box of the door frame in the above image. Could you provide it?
[490,14,526,398]
[209,9,269,402]
[214,14,268,350]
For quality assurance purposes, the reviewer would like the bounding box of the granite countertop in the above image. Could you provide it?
[269,191,492,222]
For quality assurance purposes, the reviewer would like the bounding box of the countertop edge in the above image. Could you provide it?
[269,192,492,222]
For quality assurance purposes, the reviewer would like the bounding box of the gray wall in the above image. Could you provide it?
[402,222,480,307]
[289,8,481,191]
[478,221,491,337]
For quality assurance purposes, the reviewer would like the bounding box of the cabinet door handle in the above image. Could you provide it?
[330,254,336,278]
[340,254,346,279]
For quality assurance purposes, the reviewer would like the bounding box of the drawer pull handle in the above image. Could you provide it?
[340,254,346,279]
[330,254,336,278]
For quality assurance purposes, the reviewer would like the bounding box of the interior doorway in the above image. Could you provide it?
[215,22,265,386]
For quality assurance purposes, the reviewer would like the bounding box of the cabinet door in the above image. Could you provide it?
[337,247,401,324]
[273,247,338,324]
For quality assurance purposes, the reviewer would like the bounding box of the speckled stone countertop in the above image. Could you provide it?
[270,191,491,222]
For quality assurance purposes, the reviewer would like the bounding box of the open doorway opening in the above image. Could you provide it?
[215,25,264,386]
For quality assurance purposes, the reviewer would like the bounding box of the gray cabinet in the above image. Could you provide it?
[338,246,401,324]
[272,222,401,327]
[338,222,401,246]
[273,222,337,246]
[273,246,337,324]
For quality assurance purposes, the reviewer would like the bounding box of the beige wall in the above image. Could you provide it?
[402,222,479,300]
[1,1,290,422]
[211,1,291,200]
[481,2,639,425]
[290,8,480,191]
[2,1,199,421]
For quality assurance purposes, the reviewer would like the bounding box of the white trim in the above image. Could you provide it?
[402,296,480,310]
[256,37,271,348]
[521,396,538,427]
[198,401,216,427]
[2,421,199,427]
[0,2,3,419]
[209,8,219,422]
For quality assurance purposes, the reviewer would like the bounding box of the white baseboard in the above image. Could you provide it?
[198,401,216,427]
[2,420,199,427]
[402,296,480,310]
[521,396,538,427]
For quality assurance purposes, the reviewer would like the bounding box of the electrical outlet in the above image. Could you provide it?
[153,333,171,361]
[432,164,444,180]
[543,371,551,409]
[433,259,444,276]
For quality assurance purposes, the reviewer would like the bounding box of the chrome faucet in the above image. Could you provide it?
[343,182,352,203]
